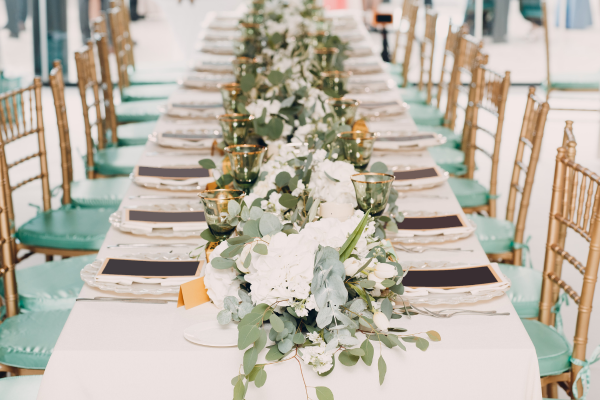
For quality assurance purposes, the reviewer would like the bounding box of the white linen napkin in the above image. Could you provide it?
[374,134,442,150]
[133,175,215,187]
[120,210,208,233]
[95,274,199,287]
[401,263,511,297]
[157,132,217,149]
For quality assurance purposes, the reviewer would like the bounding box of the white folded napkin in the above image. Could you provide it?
[134,175,214,187]
[164,106,223,119]
[120,210,208,233]
[157,132,218,149]
[95,274,199,287]
[401,263,510,297]
[374,134,443,151]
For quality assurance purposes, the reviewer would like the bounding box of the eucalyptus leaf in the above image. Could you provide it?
[416,337,430,351]
[381,279,396,288]
[279,193,299,209]
[380,299,393,320]
[265,345,285,361]
[387,334,406,350]
[324,171,340,182]
[201,229,217,242]
[228,235,252,245]
[268,70,284,85]
[238,312,263,328]
[275,171,291,188]
[349,348,365,357]
[240,73,256,92]
[338,350,359,366]
[360,338,374,366]
[426,330,441,342]
[277,338,293,353]
[220,244,244,259]
[224,296,238,312]
[238,325,260,350]
[370,162,388,174]
[238,302,253,319]
[259,213,283,236]
[360,280,376,289]
[254,368,267,388]
[292,332,305,345]
[217,309,232,325]
[269,314,284,333]
[315,387,334,400]
[243,219,261,237]
[233,378,246,400]
[253,243,268,255]
[228,201,241,218]
[198,159,216,169]
[281,95,295,108]
[212,257,236,270]
[249,206,264,220]
[378,356,387,385]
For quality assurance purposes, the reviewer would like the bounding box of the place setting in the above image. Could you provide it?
[131,165,216,191]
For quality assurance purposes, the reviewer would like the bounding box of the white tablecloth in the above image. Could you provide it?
[36,10,542,400]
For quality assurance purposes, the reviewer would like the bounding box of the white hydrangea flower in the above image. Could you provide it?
[301,345,334,374]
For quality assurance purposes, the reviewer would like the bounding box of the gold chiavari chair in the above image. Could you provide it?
[398,7,437,105]
[107,4,181,90]
[449,65,511,217]
[522,139,600,398]
[93,32,160,145]
[541,0,599,112]
[389,0,419,88]
[0,143,76,375]
[497,122,575,324]
[0,78,112,257]
[50,59,130,208]
[425,32,486,176]
[463,88,549,269]
[71,49,144,178]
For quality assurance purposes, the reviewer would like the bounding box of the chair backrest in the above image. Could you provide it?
[108,7,131,91]
[417,8,437,104]
[94,33,119,145]
[0,78,51,234]
[539,131,600,396]
[73,42,110,179]
[503,87,549,264]
[435,23,461,109]
[48,61,74,205]
[392,0,419,81]
[92,15,108,35]
[0,153,19,318]
[110,0,135,68]
[541,0,551,99]
[463,66,511,218]
[445,31,486,130]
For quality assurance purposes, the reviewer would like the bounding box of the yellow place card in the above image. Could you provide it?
[352,119,369,132]
[177,277,210,310]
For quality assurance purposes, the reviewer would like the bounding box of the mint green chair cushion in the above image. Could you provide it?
[0,255,95,312]
[408,104,445,126]
[522,319,571,376]
[499,263,542,319]
[128,70,182,85]
[542,71,600,91]
[116,121,155,146]
[0,375,43,399]
[15,207,115,251]
[448,178,490,209]
[467,213,514,253]
[417,124,461,149]
[94,145,144,176]
[0,310,70,369]
[384,62,404,87]
[115,99,164,123]
[70,177,130,208]
[428,147,467,176]
[121,83,179,102]
[399,86,427,104]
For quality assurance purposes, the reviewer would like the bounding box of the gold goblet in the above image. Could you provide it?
[232,57,257,81]
[321,70,352,97]
[327,97,360,126]
[313,47,339,71]
[338,131,378,170]
[198,189,246,242]
[351,173,395,216]
[224,144,267,194]
[218,83,245,114]
[218,113,255,146]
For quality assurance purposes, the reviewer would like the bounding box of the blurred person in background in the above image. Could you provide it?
[4,0,27,38]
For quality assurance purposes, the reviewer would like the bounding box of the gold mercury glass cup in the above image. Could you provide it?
[225,145,267,194]
[218,83,244,114]
[351,173,395,216]
[232,57,257,81]
[338,131,378,170]
[327,97,360,126]
[218,114,255,146]
[234,37,260,58]
[321,70,352,97]
[306,30,330,47]
[240,23,261,38]
[313,47,339,71]
[243,11,264,24]
[198,189,246,242]
[250,0,265,12]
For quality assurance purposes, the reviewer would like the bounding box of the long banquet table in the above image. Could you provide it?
[36,9,542,400]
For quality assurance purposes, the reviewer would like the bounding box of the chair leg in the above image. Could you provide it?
[541,384,548,398]
[46,255,53,262]
[547,382,558,398]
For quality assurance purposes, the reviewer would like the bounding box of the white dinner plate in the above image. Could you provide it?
[389,165,449,190]
[386,211,476,244]
[148,129,221,149]
[184,314,239,347]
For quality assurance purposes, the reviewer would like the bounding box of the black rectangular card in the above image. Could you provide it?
[127,210,206,223]
[98,259,202,278]
[162,132,222,140]
[394,168,439,181]
[378,134,436,142]
[136,166,210,179]
[396,215,465,230]
[402,265,501,288]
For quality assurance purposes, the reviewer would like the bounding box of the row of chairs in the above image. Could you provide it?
[0,0,173,384]
[390,0,599,397]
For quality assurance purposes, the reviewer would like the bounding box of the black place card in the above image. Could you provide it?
[394,168,439,181]
[126,210,206,223]
[162,132,222,140]
[135,166,211,179]
[396,214,467,230]
[97,258,202,278]
[378,134,436,142]
[402,265,501,289]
